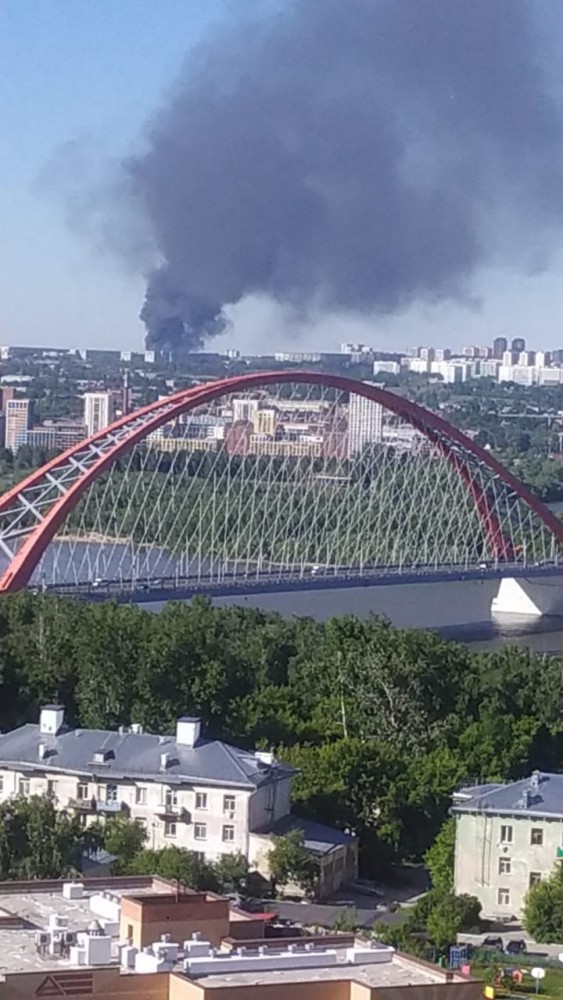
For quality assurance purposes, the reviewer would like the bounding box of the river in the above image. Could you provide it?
[23,540,563,655]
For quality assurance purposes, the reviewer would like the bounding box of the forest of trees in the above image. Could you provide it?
[0,592,562,873]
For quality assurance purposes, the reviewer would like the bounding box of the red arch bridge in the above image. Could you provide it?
[0,371,563,616]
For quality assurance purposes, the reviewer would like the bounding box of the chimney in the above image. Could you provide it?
[39,705,64,736]
[175,717,201,748]
[38,743,48,760]
[160,752,170,771]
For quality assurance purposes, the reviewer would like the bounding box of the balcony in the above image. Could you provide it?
[156,803,191,822]
[96,799,129,816]
[67,797,97,813]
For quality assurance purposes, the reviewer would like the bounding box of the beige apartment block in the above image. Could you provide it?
[453,771,563,919]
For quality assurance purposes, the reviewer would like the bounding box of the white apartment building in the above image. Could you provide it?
[453,771,563,919]
[83,392,115,437]
[0,706,297,861]
[373,360,400,376]
[348,383,383,455]
[0,705,358,896]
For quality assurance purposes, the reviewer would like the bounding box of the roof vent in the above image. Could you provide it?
[531,770,541,789]
[130,723,143,735]
[39,705,64,736]
[92,749,114,764]
[38,742,48,760]
[160,752,170,771]
[176,717,201,748]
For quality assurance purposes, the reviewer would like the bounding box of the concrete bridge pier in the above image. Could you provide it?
[492,576,563,617]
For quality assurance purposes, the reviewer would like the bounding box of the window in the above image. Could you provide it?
[529,872,542,888]
[126,924,133,943]
[0,776,4,794]
[223,794,236,815]
[18,778,30,796]
[500,825,513,844]
[497,888,510,906]
[194,851,206,862]
[135,786,147,805]
[165,788,178,808]
[164,820,177,838]
[531,828,544,846]
[46,780,57,798]
[194,823,207,841]
[498,857,512,875]
[222,825,235,843]
[195,792,208,810]
[77,782,89,800]
[106,784,118,802]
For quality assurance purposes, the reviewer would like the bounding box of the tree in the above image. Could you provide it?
[0,795,100,879]
[524,864,563,942]
[213,851,249,894]
[267,830,319,898]
[424,818,455,894]
[332,907,358,933]
[128,846,220,891]
[425,893,481,951]
[99,818,147,874]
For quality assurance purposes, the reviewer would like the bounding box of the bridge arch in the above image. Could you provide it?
[0,370,561,592]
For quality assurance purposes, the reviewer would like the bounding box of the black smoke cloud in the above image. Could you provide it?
[120,0,563,352]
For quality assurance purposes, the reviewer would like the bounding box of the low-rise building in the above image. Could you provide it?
[0,872,482,1000]
[453,770,563,919]
[0,706,357,896]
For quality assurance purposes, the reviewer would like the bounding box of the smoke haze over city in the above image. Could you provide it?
[108,0,563,352]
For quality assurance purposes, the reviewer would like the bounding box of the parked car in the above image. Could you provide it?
[481,936,504,952]
[505,939,527,955]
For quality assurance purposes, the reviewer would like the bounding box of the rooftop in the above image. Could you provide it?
[0,881,172,974]
[259,815,356,856]
[0,710,296,790]
[186,950,459,990]
[453,771,563,819]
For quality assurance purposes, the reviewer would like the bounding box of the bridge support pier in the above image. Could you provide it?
[491,576,563,617]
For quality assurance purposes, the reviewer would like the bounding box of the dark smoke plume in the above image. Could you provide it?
[121,0,563,352]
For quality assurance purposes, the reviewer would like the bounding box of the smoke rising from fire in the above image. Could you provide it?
[117,0,563,352]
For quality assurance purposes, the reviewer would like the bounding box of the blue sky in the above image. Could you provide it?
[0,0,222,351]
[1,0,562,354]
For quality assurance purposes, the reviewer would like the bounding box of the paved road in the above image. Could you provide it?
[261,897,407,930]
[460,932,563,959]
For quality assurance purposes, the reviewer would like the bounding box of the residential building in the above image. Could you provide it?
[22,421,87,451]
[453,770,563,919]
[232,397,259,423]
[511,337,526,353]
[4,397,33,452]
[373,360,400,376]
[492,336,508,359]
[83,391,115,437]
[518,351,535,367]
[347,384,383,455]
[0,706,357,896]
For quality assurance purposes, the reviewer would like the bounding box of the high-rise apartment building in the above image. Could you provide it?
[83,392,115,437]
[492,337,508,359]
[4,398,32,452]
[347,384,383,455]
[511,337,526,353]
